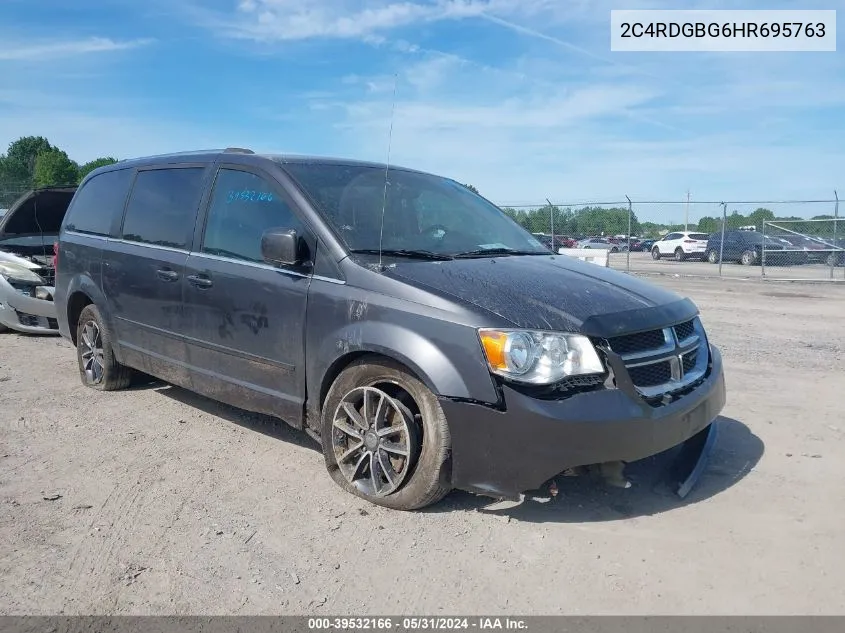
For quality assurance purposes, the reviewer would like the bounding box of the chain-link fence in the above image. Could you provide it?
[501,196,843,283]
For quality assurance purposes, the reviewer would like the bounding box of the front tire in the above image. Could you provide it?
[707,250,719,264]
[75,304,132,391]
[651,247,661,260]
[321,357,452,511]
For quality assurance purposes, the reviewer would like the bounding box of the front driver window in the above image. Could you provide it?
[202,169,305,263]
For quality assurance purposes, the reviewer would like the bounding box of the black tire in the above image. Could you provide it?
[651,247,661,260]
[75,304,133,391]
[610,247,618,254]
[674,247,685,262]
[321,357,451,511]
[707,250,719,264]
[0,323,8,333]
[740,250,756,266]
[827,252,843,267]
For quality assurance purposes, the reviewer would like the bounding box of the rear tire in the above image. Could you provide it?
[651,247,661,260]
[75,304,133,391]
[321,357,452,511]
[740,250,756,266]
[610,247,619,254]
[707,250,719,264]
[674,248,685,262]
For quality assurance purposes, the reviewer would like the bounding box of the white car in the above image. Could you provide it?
[576,237,621,252]
[651,231,710,261]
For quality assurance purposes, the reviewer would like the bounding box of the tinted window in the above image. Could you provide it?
[122,168,205,249]
[202,169,305,263]
[665,233,682,240]
[689,233,709,240]
[65,169,133,236]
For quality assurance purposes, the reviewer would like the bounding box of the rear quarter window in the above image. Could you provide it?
[64,168,134,236]
[121,167,206,249]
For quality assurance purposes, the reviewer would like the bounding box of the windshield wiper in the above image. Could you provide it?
[349,249,454,261]
[452,247,548,258]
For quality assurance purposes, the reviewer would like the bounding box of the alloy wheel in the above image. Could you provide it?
[331,386,416,497]
[80,320,105,384]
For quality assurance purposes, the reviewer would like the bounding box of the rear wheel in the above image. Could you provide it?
[651,247,661,260]
[674,248,685,262]
[707,250,719,264]
[75,304,133,390]
[740,250,756,266]
[321,357,452,511]
[610,247,619,254]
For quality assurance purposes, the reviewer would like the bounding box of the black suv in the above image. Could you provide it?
[704,230,807,266]
[54,149,726,510]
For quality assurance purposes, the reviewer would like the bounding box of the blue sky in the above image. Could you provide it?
[1,0,843,221]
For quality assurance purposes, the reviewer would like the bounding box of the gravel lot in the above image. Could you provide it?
[1,275,843,615]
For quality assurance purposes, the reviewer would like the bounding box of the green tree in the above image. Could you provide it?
[696,216,719,233]
[79,157,118,180]
[7,136,54,175]
[33,149,79,187]
[464,184,479,194]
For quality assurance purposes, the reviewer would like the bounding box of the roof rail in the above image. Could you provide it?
[223,147,255,154]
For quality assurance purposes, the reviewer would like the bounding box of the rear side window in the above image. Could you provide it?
[121,168,205,249]
[65,169,133,236]
[201,168,306,263]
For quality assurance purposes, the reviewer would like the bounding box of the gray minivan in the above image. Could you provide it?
[54,149,726,510]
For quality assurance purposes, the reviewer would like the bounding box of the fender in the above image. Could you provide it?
[308,319,499,417]
[61,274,124,361]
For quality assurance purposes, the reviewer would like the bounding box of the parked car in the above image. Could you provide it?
[651,231,710,261]
[704,230,807,266]
[54,149,726,510]
[576,237,620,252]
[773,234,836,264]
[532,233,575,253]
[638,239,655,252]
[0,187,76,333]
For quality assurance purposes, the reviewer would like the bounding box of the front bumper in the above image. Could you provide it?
[0,281,60,334]
[441,344,726,499]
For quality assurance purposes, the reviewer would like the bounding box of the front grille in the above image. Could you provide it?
[682,350,698,373]
[606,329,666,355]
[675,319,695,341]
[628,362,672,387]
[604,317,708,402]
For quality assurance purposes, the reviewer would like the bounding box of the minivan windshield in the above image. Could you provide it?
[279,162,548,257]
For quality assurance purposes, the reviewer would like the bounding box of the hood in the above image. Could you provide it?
[0,187,76,238]
[385,254,697,336]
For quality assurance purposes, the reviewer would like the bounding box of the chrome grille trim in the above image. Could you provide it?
[607,318,708,399]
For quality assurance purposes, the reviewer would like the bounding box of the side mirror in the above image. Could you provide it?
[261,228,300,266]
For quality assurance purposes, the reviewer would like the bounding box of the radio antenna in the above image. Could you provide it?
[378,73,398,272]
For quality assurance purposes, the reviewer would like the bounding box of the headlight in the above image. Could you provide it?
[478,328,605,385]
[0,262,44,284]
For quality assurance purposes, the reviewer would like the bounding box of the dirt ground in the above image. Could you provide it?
[1,275,844,615]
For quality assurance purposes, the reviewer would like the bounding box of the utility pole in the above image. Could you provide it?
[685,190,690,232]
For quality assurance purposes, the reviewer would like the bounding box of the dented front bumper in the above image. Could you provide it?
[441,345,726,500]
[0,279,60,334]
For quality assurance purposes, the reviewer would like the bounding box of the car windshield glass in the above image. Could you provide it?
[278,162,548,256]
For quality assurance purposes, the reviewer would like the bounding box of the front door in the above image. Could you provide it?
[181,165,315,425]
